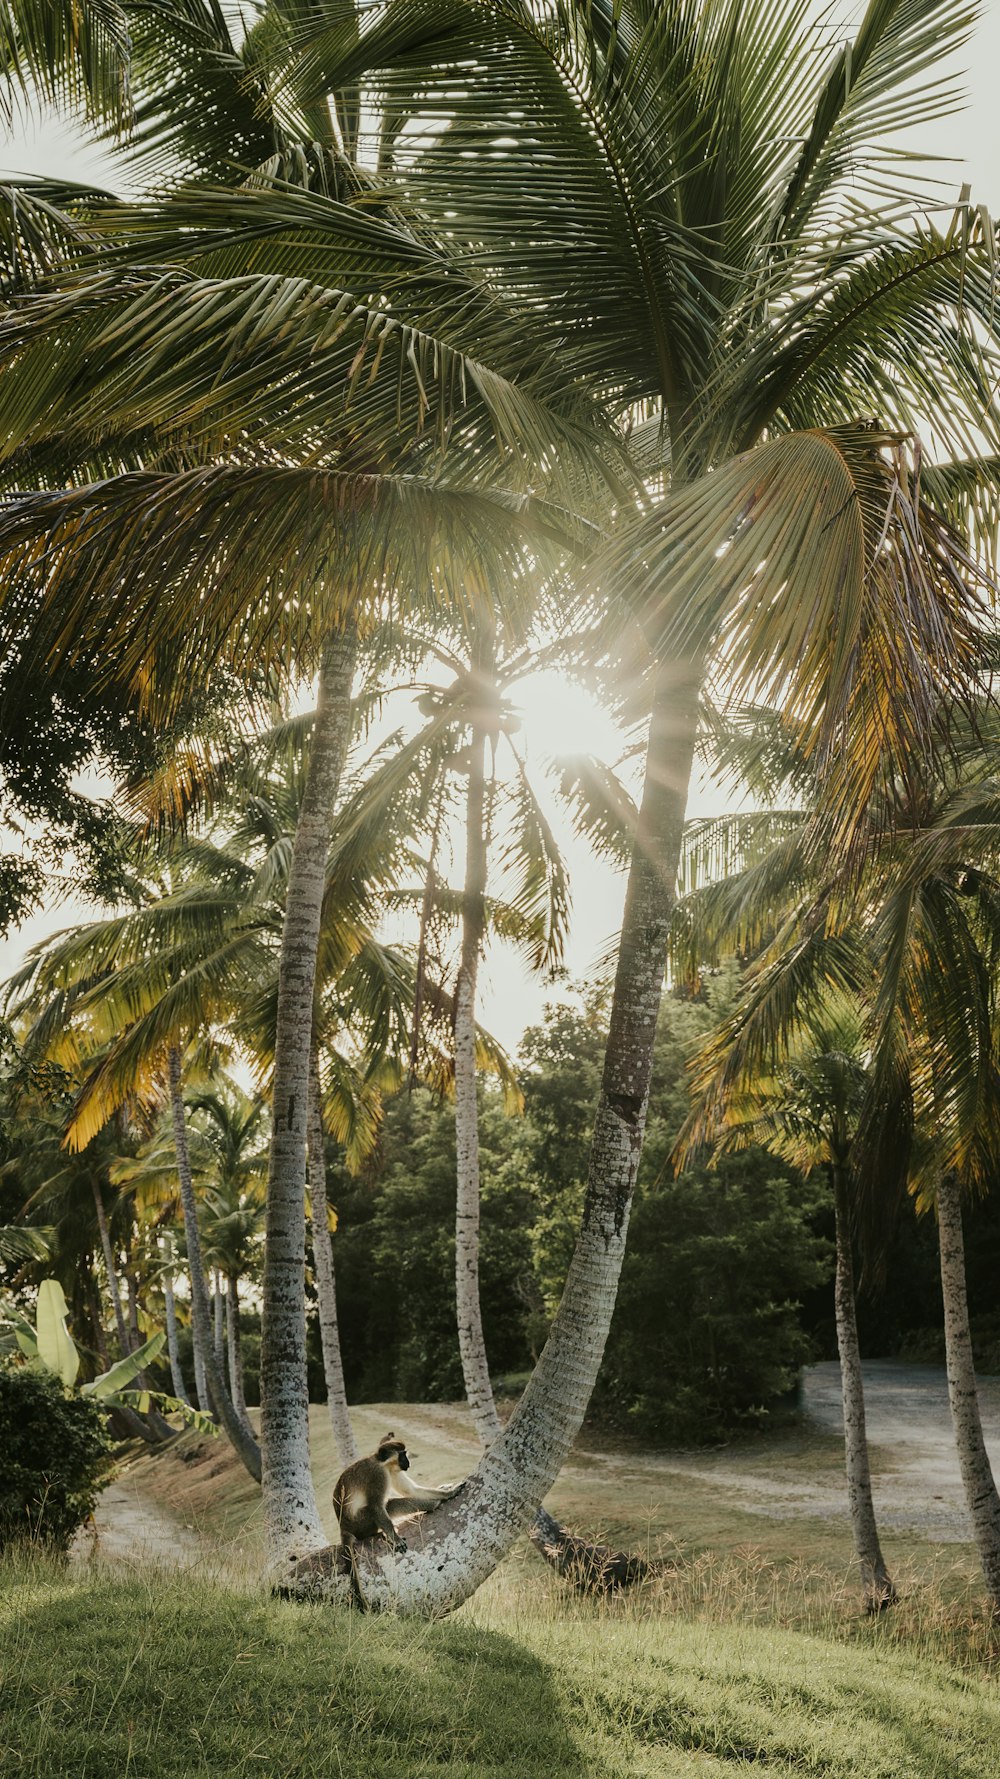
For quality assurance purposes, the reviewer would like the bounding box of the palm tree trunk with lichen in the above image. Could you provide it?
[260,626,358,1574]
[226,1270,254,1436]
[91,1175,129,1358]
[307,1045,358,1467]
[291,657,702,1611]
[453,638,501,1447]
[936,1171,1000,1608]
[161,1247,191,1408]
[832,1163,896,1613]
[168,1045,262,1480]
[213,1272,225,1377]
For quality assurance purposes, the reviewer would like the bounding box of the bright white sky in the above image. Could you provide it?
[1,5,1000,1056]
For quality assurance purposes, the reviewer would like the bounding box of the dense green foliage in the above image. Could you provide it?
[3,1560,999,1778]
[324,975,831,1441]
[331,1089,536,1402]
[0,1367,111,1551]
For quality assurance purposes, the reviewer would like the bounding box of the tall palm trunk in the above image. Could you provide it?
[408,785,446,1082]
[91,1175,129,1357]
[85,1258,110,1369]
[161,1245,191,1408]
[298,658,702,1611]
[307,1045,358,1467]
[168,1045,262,1481]
[936,1172,1000,1607]
[831,1163,896,1612]
[125,1261,143,1353]
[453,637,501,1446]
[192,1308,210,1415]
[260,626,357,1573]
[226,1270,254,1435]
[213,1272,226,1375]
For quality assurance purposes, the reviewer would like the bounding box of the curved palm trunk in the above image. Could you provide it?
[453,647,501,1446]
[162,1252,191,1408]
[307,1046,358,1467]
[260,626,357,1574]
[291,657,702,1612]
[226,1270,254,1436]
[831,1164,896,1613]
[168,1045,262,1481]
[91,1176,129,1358]
[936,1171,1000,1608]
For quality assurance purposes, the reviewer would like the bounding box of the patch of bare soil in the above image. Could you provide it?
[84,1362,1000,1566]
[73,1474,203,1569]
[577,1361,1000,1544]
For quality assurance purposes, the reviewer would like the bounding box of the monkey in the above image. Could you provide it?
[332,1432,459,1556]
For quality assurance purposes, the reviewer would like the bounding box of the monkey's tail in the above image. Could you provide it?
[337,1538,370,1612]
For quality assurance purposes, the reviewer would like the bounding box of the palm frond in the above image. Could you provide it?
[608,424,989,849]
[0,0,131,128]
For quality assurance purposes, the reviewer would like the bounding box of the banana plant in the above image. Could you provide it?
[2,1278,215,1429]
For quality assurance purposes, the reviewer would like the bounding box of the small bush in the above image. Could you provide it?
[0,1366,113,1552]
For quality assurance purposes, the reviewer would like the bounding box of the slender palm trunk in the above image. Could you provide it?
[454,647,501,1446]
[168,1045,262,1481]
[192,1324,210,1417]
[308,1046,358,1467]
[213,1273,226,1375]
[294,658,702,1611]
[936,1172,1000,1608]
[226,1270,254,1435]
[162,1251,191,1408]
[260,626,357,1572]
[831,1164,896,1612]
[120,1234,173,1440]
[409,785,446,1082]
[125,1262,143,1353]
[91,1176,129,1358]
[86,1258,110,1369]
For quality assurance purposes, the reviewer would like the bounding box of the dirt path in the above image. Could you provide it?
[798,1359,1000,1539]
[73,1474,202,1568]
[84,1362,1000,1563]
[566,1361,1000,1543]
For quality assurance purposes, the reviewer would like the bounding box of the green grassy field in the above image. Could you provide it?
[3,1406,1000,1778]
[119,1401,989,1649]
[3,1553,1000,1778]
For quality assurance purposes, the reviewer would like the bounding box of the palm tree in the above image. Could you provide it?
[1,1,998,1609]
[383,626,576,1445]
[673,693,1000,1609]
[192,1080,269,1433]
[682,996,897,1614]
[0,0,131,130]
[115,1072,270,1425]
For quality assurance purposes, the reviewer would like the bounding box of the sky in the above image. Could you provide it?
[1,4,1000,1058]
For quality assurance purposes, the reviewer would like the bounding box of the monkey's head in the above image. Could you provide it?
[376,1436,409,1471]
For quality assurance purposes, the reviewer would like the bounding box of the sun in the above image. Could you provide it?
[511,668,625,768]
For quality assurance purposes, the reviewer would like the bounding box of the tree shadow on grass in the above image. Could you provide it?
[0,1572,597,1779]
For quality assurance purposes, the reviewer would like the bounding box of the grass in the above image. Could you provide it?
[122,1402,989,1652]
[3,1552,1000,1778]
[5,1403,999,1776]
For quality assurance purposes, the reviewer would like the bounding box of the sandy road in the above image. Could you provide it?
[73,1474,202,1568]
[569,1361,1000,1543]
[796,1359,1000,1540]
[76,1361,1000,1561]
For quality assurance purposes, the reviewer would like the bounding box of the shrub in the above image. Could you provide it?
[0,1366,113,1552]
